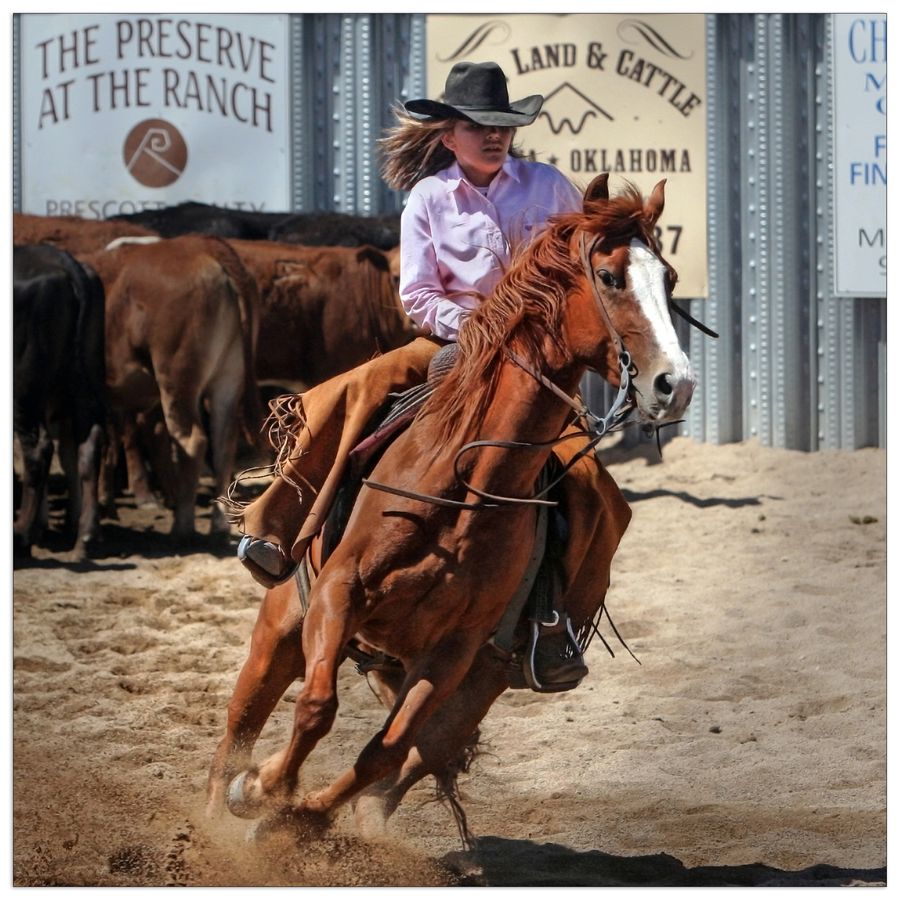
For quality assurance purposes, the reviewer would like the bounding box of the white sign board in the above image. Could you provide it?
[19,13,291,217]
[425,13,709,298]
[832,14,887,297]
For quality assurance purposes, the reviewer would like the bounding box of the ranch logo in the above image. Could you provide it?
[123,118,188,187]
[539,82,613,135]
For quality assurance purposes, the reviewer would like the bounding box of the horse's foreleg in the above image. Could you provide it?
[207,580,305,817]
[301,629,485,821]
[353,644,509,844]
[228,580,356,819]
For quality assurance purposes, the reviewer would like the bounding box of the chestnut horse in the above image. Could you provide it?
[208,175,695,843]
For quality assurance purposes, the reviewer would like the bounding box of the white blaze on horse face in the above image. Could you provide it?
[626,239,695,417]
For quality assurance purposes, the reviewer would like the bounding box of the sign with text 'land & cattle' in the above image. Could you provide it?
[425,13,709,298]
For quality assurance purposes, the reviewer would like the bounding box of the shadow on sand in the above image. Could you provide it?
[12,473,238,571]
[444,837,886,887]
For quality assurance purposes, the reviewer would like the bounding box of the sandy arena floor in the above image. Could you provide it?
[11,436,887,887]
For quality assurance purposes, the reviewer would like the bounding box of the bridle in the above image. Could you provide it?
[364,229,715,510]
[362,231,634,510]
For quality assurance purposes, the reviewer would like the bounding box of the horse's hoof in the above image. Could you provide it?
[244,813,290,844]
[226,770,264,819]
[294,803,331,839]
[352,795,390,843]
[245,806,330,844]
[244,808,312,844]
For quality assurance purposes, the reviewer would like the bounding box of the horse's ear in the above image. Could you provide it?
[583,173,609,207]
[645,179,667,228]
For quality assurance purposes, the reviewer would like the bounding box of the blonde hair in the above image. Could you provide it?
[379,105,525,192]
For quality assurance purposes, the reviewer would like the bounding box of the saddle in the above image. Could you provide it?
[306,345,586,693]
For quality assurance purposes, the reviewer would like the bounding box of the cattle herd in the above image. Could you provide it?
[12,202,417,561]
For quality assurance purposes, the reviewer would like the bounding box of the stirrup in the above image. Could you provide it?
[237,536,297,589]
[523,615,588,694]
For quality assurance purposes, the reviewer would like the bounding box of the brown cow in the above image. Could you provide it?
[82,235,263,538]
[13,213,158,256]
[14,214,167,508]
[226,240,420,387]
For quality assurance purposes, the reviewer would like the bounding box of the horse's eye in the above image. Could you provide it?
[598,269,616,288]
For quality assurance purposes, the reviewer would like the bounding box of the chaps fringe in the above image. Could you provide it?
[219,393,310,529]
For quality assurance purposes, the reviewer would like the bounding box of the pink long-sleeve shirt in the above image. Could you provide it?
[399,156,582,341]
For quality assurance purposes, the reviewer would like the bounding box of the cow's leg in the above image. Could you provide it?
[98,422,120,518]
[207,578,306,817]
[55,419,83,539]
[156,383,206,539]
[353,644,508,844]
[54,412,104,561]
[139,408,182,510]
[73,423,105,559]
[121,411,159,509]
[14,425,54,557]
[205,338,245,537]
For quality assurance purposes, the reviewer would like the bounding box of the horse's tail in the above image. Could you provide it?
[206,235,265,446]
[433,726,482,852]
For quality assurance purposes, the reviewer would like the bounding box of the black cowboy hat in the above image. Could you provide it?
[405,61,543,127]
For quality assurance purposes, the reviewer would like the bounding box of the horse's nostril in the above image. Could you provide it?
[654,373,674,397]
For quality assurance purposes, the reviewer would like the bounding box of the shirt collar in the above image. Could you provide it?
[443,156,522,194]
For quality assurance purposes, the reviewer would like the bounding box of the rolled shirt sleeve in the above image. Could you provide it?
[399,158,583,342]
[399,190,481,340]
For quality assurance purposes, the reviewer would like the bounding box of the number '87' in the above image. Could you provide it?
[654,224,683,255]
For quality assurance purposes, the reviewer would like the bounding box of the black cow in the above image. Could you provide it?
[13,244,107,561]
[267,211,400,250]
[111,201,292,239]
[111,201,401,250]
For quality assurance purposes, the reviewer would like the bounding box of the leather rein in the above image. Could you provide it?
[364,231,716,510]
[362,232,635,511]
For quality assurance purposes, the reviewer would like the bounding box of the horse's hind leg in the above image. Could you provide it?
[353,644,509,845]
[298,629,487,825]
[207,579,305,816]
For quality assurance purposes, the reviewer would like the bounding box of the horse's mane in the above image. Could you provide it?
[423,182,658,446]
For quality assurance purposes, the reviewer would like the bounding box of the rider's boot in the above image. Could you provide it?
[525,612,589,692]
[237,535,297,588]
[523,503,588,692]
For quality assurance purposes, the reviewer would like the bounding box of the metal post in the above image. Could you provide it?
[289,15,307,211]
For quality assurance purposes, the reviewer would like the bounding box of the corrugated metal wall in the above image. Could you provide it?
[690,13,886,451]
[287,13,426,215]
[12,12,885,450]
[284,12,884,452]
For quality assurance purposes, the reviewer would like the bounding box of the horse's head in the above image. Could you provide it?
[566,174,695,425]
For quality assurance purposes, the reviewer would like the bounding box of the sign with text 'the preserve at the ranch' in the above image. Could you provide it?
[425,13,709,298]
[18,13,291,217]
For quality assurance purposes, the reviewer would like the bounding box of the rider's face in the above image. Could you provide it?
[441,119,514,187]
